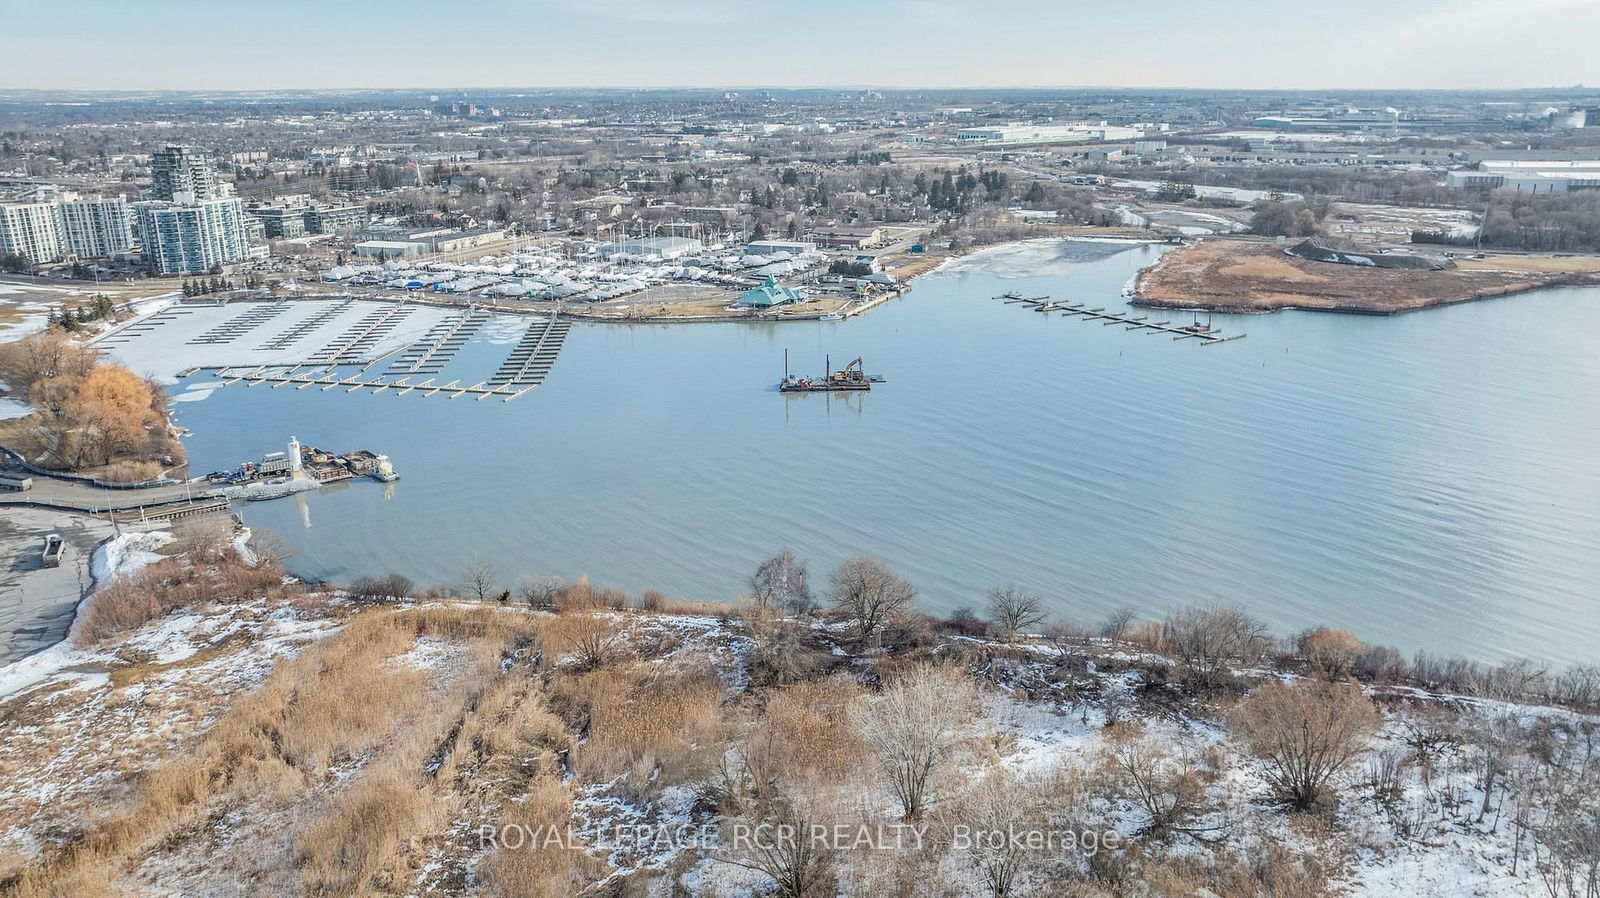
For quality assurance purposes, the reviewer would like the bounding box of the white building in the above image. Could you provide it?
[1446,160,1600,194]
[956,122,1143,145]
[59,196,135,258]
[594,236,704,261]
[0,201,65,265]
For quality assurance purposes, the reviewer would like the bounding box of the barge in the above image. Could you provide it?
[779,354,883,393]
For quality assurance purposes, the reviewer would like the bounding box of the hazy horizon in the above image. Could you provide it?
[7,0,1597,93]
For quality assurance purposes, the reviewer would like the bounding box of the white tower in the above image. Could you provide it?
[288,435,303,476]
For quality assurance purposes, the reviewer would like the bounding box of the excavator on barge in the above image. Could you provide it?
[779,352,885,393]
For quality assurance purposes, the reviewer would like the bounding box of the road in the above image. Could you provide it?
[0,468,210,514]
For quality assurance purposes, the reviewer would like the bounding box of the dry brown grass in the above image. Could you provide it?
[8,610,459,895]
[550,613,624,669]
[297,762,438,896]
[1216,254,1329,283]
[477,776,604,898]
[749,677,868,786]
[1455,253,1600,273]
[1136,239,1590,313]
[73,551,294,647]
[90,459,166,484]
[552,660,727,797]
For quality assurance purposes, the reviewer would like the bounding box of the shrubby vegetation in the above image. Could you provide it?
[6,542,1599,897]
[0,329,183,477]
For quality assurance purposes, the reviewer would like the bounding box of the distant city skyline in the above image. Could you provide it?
[6,0,1598,93]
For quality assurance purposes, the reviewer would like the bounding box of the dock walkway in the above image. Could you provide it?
[487,314,571,390]
[997,294,1245,344]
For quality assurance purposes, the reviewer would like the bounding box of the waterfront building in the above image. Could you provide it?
[0,201,65,265]
[303,204,368,235]
[247,204,309,239]
[808,226,884,250]
[139,145,252,273]
[59,196,136,258]
[594,236,704,261]
[746,239,817,256]
[736,275,806,308]
[135,197,250,274]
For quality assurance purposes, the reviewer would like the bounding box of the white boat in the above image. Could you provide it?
[820,311,845,321]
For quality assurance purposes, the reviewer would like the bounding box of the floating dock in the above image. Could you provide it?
[213,366,534,401]
[994,294,1245,345]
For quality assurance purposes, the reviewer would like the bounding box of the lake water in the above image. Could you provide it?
[168,241,1600,665]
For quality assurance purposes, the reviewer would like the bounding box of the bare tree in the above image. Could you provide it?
[720,791,837,898]
[458,555,499,602]
[347,573,414,605]
[1098,607,1137,643]
[1162,604,1272,691]
[1100,726,1219,840]
[1230,681,1380,812]
[553,614,621,670]
[985,584,1045,637]
[1295,627,1363,679]
[947,771,1049,898]
[517,575,565,609]
[743,604,820,687]
[750,549,814,617]
[852,665,980,820]
[246,528,294,567]
[829,556,915,641]
[171,515,234,563]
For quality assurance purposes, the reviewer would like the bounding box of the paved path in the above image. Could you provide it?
[0,474,201,512]
[0,509,114,666]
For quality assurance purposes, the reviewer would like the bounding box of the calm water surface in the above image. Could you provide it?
[172,242,1600,665]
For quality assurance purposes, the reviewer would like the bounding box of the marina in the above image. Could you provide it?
[92,297,570,404]
[996,291,1246,344]
[169,241,1600,665]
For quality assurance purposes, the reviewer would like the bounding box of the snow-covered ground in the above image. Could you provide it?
[941,237,1154,279]
[92,298,457,382]
[0,396,32,420]
[2,583,1591,896]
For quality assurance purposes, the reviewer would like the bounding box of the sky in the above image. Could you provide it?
[5,0,1598,92]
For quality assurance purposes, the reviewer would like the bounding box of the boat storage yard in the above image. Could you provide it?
[95,297,572,402]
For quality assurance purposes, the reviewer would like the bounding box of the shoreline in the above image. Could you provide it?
[1133,269,1600,316]
[1131,238,1600,316]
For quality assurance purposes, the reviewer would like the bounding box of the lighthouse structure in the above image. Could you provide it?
[288,435,304,478]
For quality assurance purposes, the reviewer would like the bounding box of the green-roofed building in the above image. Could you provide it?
[737,276,806,308]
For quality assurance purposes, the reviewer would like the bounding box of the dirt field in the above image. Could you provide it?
[1454,254,1600,274]
[1134,239,1600,314]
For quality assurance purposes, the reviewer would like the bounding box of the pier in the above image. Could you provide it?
[213,367,534,401]
[383,308,490,376]
[995,294,1245,345]
[487,314,571,390]
[257,299,357,351]
[186,299,289,346]
[305,302,414,366]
